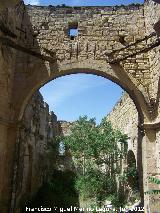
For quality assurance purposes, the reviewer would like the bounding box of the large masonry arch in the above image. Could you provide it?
[19,63,147,123]
[0,0,160,212]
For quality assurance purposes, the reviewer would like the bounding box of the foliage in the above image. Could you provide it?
[145,176,160,195]
[60,116,129,206]
[126,163,137,178]
[24,169,79,211]
[119,162,138,190]
[47,138,59,154]
[112,193,126,208]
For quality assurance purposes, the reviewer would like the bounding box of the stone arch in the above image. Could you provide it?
[127,150,139,190]
[12,59,148,209]
[17,60,149,126]
[127,150,136,168]
[0,2,160,211]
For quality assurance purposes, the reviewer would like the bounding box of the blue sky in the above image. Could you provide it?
[40,74,123,124]
[26,0,142,123]
[24,0,144,6]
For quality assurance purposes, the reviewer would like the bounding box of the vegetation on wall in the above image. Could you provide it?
[145,176,160,195]
[23,169,79,211]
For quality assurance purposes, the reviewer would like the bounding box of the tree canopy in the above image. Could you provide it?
[60,116,129,206]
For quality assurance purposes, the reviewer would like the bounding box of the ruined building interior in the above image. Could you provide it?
[0,0,160,212]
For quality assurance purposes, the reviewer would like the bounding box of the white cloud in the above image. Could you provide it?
[40,74,107,108]
[24,0,40,5]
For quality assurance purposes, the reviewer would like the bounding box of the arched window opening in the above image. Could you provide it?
[59,141,65,156]
[127,150,139,190]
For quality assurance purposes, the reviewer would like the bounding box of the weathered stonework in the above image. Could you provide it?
[107,93,138,161]
[10,91,75,212]
[0,0,160,212]
[107,92,160,211]
[106,93,144,203]
[11,92,61,211]
[59,120,73,136]
[20,3,153,122]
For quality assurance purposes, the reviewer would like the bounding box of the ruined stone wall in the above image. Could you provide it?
[12,91,75,211]
[106,93,143,206]
[0,2,27,209]
[106,93,139,162]
[0,0,20,12]
[106,90,160,208]
[59,120,73,136]
[26,4,151,96]
[0,1,160,211]
[144,0,160,100]
[144,3,160,207]
[57,121,75,172]
[12,91,61,211]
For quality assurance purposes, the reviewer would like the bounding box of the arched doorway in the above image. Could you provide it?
[11,70,145,211]
[127,150,139,190]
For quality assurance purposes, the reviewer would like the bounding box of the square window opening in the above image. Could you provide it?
[69,28,78,37]
[68,22,78,39]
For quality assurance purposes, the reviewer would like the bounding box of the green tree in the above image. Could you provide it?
[61,116,128,206]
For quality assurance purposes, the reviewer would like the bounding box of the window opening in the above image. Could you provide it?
[68,22,78,40]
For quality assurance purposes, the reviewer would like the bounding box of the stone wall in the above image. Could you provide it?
[59,120,73,136]
[57,120,75,172]
[26,4,151,97]
[11,91,75,211]
[106,93,138,161]
[143,3,160,210]
[106,91,160,210]
[144,0,160,101]
[0,0,20,12]
[12,91,61,211]
[0,0,160,212]
[106,92,147,209]
[0,2,38,209]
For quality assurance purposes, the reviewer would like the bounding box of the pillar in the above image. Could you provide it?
[143,126,160,213]
[0,120,18,213]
